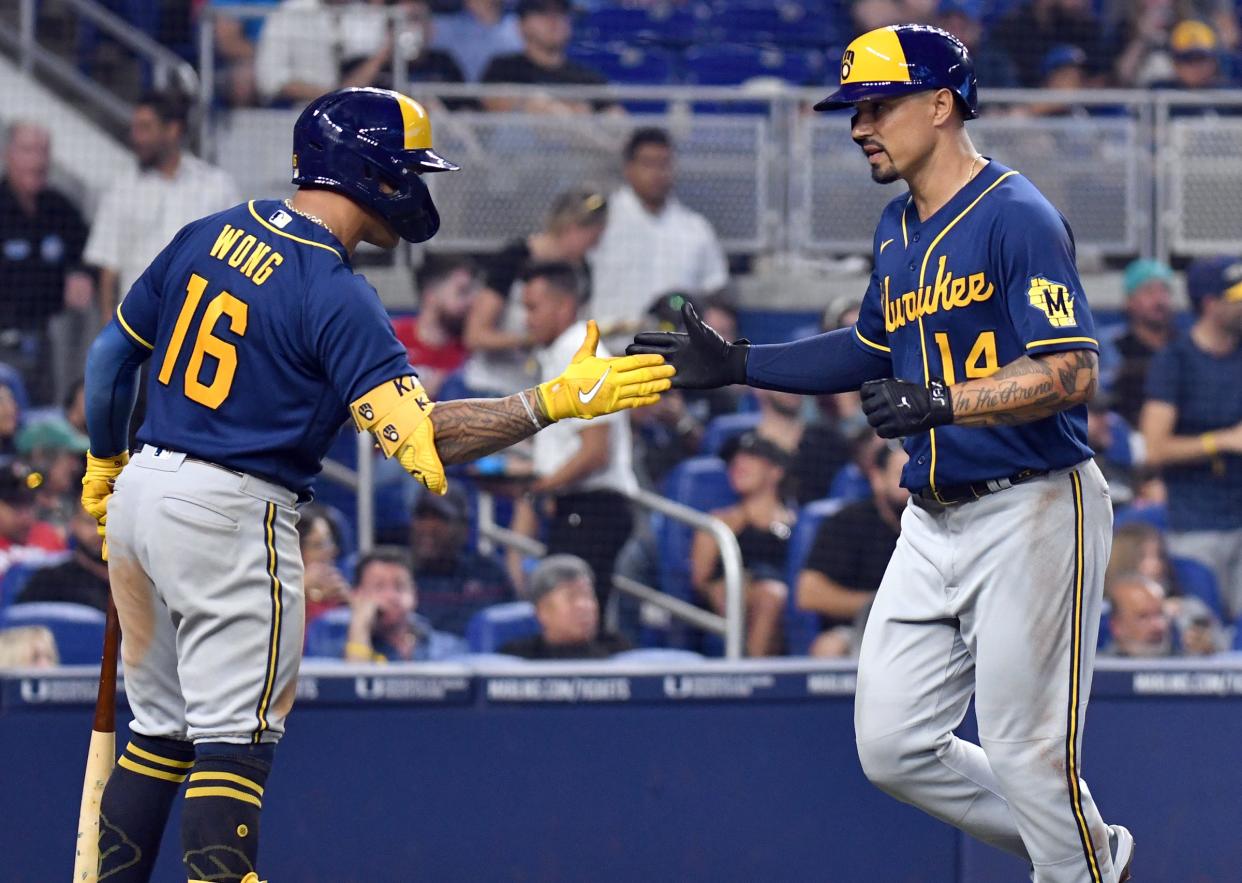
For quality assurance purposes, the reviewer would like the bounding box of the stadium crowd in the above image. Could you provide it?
[3,1,1242,667]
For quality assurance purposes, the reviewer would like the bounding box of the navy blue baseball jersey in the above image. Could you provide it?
[852,160,1097,492]
[114,199,412,493]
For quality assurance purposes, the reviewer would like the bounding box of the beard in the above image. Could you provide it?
[871,164,901,184]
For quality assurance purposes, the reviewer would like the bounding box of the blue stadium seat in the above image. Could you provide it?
[1170,556,1224,619]
[465,602,540,653]
[0,361,30,412]
[310,424,411,546]
[0,602,106,665]
[568,42,676,85]
[655,457,737,651]
[699,411,762,456]
[682,44,826,87]
[827,462,870,502]
[435,370,477,402]
[707,0,839,48]
[1103,411,1135,469]
[784,498,847,655]
[575,4,701,46]
[304,607,352,658]
[1,554,70,609]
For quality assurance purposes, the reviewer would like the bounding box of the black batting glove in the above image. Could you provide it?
[860,378,953,439]
[626,302,749,390]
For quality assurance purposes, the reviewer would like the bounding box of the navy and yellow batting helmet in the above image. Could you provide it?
[814,24,978,120]
[292,87,460,243]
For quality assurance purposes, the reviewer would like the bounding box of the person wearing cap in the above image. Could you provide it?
[590,127,730,335]
[514,261,639,604]
[463,187,608,396]
[1141,255,1242,620]
[0,460,66,573]
[408,486,514,635]
[1100,259,1176,427]
[16,504,109,611]
[433,0,524,83]
[690,432,795,657]
[16,418,89,534]
[1152,19,1229,91]
[342,548,467,662]
[992,0,1110,88]
[500,553,631,659]
[935,0,1019,88]
[797,443,908,657]
[480,0,606,114]
[1024,43,1091,117]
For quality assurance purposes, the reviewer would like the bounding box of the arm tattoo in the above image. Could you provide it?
[430,390,549,465]
[951,349,1098,428]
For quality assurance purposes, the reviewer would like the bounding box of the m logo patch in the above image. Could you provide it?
[840,49,855,81]
[1027,277,1076,328]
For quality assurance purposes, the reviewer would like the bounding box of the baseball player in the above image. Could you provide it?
[78,87,672,883]
[630,25,1134,883]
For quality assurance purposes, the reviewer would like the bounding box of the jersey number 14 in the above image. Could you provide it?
[933,330,999,385]
[158,273,249,409]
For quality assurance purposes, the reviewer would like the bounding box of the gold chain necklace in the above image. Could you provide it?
[283,199,336,238]
[965,154,985,186]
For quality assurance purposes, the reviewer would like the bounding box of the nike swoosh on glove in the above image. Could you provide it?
[538,320,675,421]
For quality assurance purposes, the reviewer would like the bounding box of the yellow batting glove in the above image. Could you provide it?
[536,320,675,421]
[82,451,129,561]
[396,416,448,495]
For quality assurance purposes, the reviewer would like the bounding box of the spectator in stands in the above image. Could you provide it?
[755,388,805,455]
[992,0,1111,88]
[343,548,465,662]
[463,188,607,396]
[691,433,795,657]
[84,91,238,318]
[391,256,478,398]
[408,487,514,636]
[208,0,271,106]
[1023,45,1091,117]
[590,129,729,333]
[935,0,1020,88]
[16,506,107,611]
[0,626,58,669]
[341,1,466,93]
[850,0,904,32]
[1141,256,1242,619]
[798,444,907,657]
[0,461,66,572]
[481,0,606,114]
[433,0,524,83]
[1086,393,1136,507]
[0,121,93,406]
[1101,574,1173,657]
[0,381,17,458]
[63,379,87,436]
[17,420,88,535]
[1112,0,1178,87]
[1102,259,1176,428]
[298,504,351,624]
[1151,19,1231,91]
[256,0,387,104]
[513,262,638,603]
[501,554,631,659]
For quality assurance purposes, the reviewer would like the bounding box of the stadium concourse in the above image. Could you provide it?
[1,1,1242,881]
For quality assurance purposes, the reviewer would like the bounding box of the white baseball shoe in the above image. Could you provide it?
[1109,824,1135,882]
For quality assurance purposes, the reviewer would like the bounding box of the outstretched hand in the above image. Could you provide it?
[626,302,749,390]
[537,320,676,421]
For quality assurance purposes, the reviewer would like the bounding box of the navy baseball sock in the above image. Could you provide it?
[181,741,274,883]
[97,732,196,882]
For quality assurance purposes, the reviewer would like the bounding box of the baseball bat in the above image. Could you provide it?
[72,596,120,882]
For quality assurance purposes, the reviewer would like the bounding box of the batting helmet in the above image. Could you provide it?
[292,87,460,244]
[814,24,978,120]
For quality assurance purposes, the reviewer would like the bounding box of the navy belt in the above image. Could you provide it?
[914,468,1048,507]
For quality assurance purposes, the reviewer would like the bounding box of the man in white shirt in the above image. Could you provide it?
[521,261,638,603]
[84,92,239,318]
[589,127,729,332]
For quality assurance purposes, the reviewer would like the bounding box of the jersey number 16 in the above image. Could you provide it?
[158,273,249,409]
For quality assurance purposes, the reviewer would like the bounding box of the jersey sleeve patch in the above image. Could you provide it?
[1026,276,1077,328]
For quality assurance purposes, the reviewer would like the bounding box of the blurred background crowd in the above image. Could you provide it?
[1,0,1241,669]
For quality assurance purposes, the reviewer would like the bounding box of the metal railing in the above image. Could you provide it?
[475,485,746,659]
[3,0,199,131]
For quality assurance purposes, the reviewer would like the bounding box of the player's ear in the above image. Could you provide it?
[930,88,957,127]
